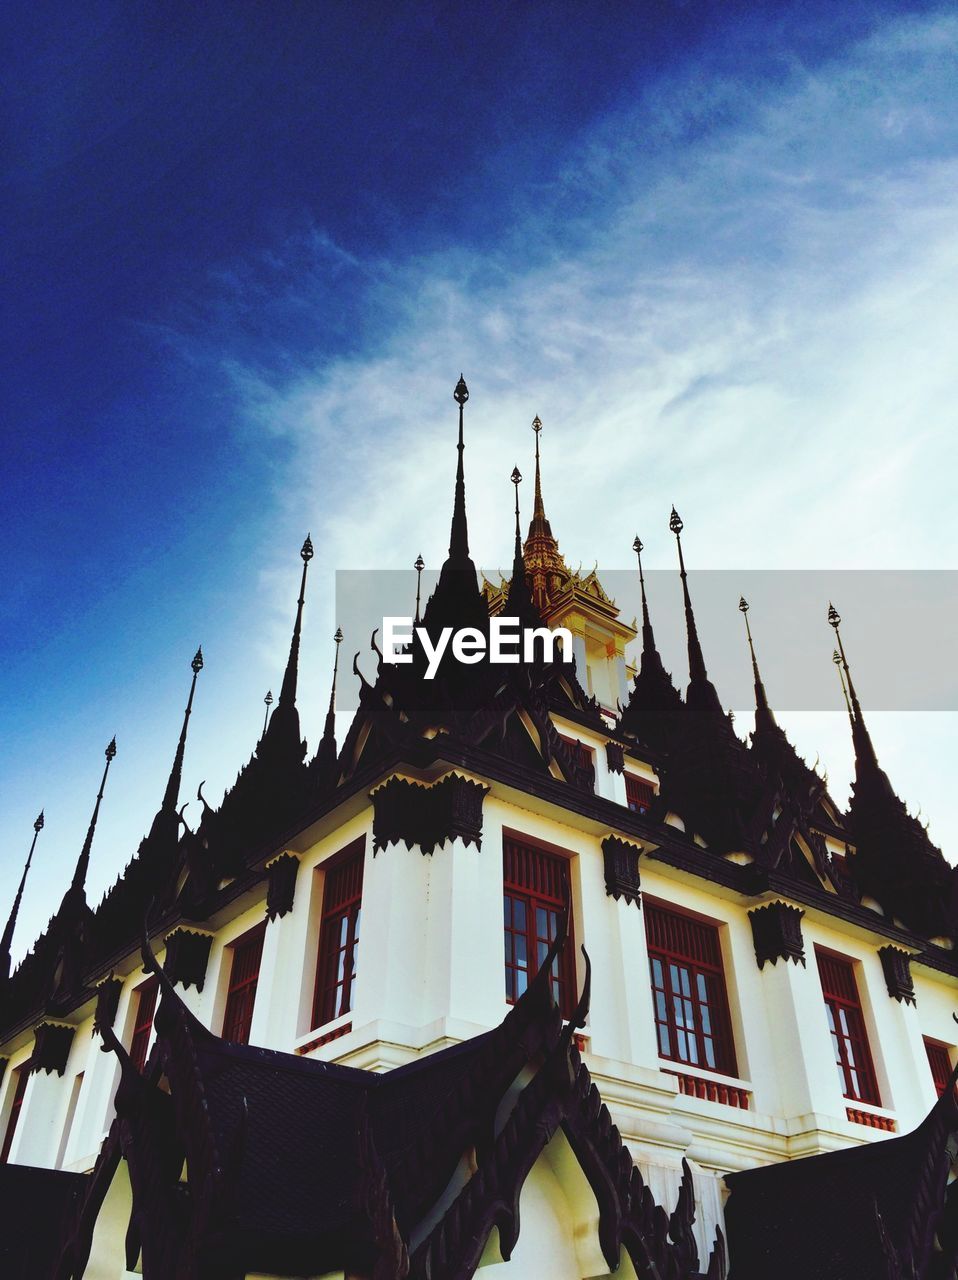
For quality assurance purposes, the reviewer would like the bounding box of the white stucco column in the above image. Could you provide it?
[862,950,936,1133]
[10,1059,69,1166]
[354,833,433,1031]
[754,953,841,1119]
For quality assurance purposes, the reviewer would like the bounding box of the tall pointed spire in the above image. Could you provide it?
[828,603,953,939]
[619,536,682,747]
[522,415,569,614]
[423,376,486,634]
[670,508,723,718]
[447,376,472,566]
[833,649,853,724]
[414,554,425,625]
[828,603,881,776]
[71,738,117,896]
[279,535,314,710]
[261,537,313,756]
[157,648,204,820]
[738,598,776,736]
[634,536,656,657]
[323,628,343,746]
[528,414,553,540]
[310,628,343,789]
[503,467,538,624]
[0,812,43,981]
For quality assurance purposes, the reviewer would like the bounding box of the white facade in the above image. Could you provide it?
[3,672,955,1278]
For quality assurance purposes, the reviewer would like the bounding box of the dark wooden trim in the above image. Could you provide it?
[265,852,300,921]
[879,945,917,1006]
[748,902,806,970]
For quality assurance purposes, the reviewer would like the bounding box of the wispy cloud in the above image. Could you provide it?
[5,6,958,953]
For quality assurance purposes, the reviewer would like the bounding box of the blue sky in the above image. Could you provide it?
[2,1,957,955]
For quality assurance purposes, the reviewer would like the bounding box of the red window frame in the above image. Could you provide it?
[503,834,576,1017]
[1,1066,29,1164]
[645,901,737,1077]
[129,976,158,1073]
[816,950,880,1105]
[222,924,266,1045]
[925,1038,953,1098]
[625,774,654,814]
[312,840,365,1029]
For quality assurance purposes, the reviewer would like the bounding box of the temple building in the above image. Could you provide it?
[1,376,957,1280]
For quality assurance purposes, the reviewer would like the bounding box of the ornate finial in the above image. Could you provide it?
[668,507,721,713]
[414,555,425,624]
[334,627,344,646]
[511,466,522,486]
[274,536,314,717]
[738,596,774,733]
[454,375,469,405]
[156,646,206,823]
[70,737,118,895]
[532,414,542,434]
[833,647,853,720]
[633,535,643,555]
[0,811,46,980]
[827,604,878,771]
[262,689,273,737]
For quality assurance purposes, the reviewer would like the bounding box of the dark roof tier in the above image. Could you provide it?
[724,1070,958,1279]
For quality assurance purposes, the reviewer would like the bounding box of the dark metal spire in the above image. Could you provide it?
[833,649,853,724]
[527,414,554,541]
[414,555,425,625]
[262,689,274,737]
[828,603,881,776]
[311,628,344,789]
[0,812,43,981]
[633,536,654,654]
[670,508,723,717]
[738,598,776,736]
[504,466,537,623]
[322,628,343,742]
[158,648,203,818]
[423,377,486,635]
[278,536,314,710]
[619,535,682,746]
[71,738,117,895]
[448,376,471,566]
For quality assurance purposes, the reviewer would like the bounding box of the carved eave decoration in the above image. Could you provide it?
[163,928,213,992]
[93,977,123,1036]
[266,851,301,920]
[601,835,643,908]
[371,773,490,856]
[33,1021,76,1076]
[748,901,806,970]
[878,945,917,1005]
